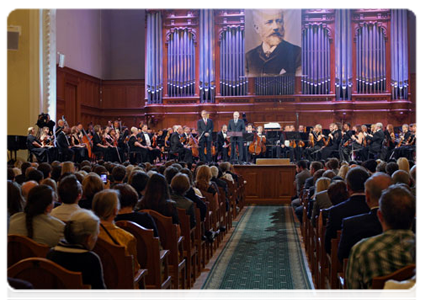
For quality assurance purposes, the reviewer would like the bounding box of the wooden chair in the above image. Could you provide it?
[194,206,206,272]
[326,230,342,289]
[8,257,90,289]
[337,258,348,289]
[316,210,329,289]
[8,234,50,268]
[177,208,198,287]
[92,236,147,289]
[141,209,186,289]
[372,264,416,289]
[115,220,171,289]
[217,186,229,232]
[201,190,221,249]
[221,178,237,219]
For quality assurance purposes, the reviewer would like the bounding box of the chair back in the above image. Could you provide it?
[8,257,90,289]
[92,237,135,289]
[8,234,50,268]
[372,264,416,289]
[116,220,171,289]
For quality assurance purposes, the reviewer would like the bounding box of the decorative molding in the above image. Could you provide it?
[40,9,57,122]
[163,9,199,28]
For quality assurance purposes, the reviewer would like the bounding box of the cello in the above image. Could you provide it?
[81,128,93,159]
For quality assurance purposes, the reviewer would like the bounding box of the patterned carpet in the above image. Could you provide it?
[202,205,313,289]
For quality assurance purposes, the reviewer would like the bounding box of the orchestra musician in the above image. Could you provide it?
[56,125,75,162]
[251,125,267,163]
[277,126,294,161]
[244,124,254,163]
[216,124,230,162]
[70,126,89,163]
[340,125,365,162]
[321,122,342,160]
[127,127,146,164]
[227,111,245,163]
[92,125,111,161]
[170,125,193,164]
[26,127,50,162]
[361,122,385,160]
[138,124,161,163]
[304,124,324,161]
[197,110,214,163]
[392,124,415,160]
[103,126,120,162]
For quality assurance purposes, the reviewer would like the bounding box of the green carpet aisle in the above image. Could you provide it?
[202,205,312,289]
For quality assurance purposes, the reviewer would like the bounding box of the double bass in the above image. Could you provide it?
[81,128,93,159]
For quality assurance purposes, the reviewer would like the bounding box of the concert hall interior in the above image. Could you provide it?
[6,7,417,294]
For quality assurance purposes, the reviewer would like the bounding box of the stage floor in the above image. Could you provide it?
[234,164,296,205]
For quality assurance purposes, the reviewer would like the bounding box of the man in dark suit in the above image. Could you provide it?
[362,122,385,160]
[246,10,301,77]
[197,110,214,163]
[216,124,230,162]
[324,167,370,254]
[337,172,392,263]
[56,125,74,162]
[170,125,193,164]
[227,111,245,163]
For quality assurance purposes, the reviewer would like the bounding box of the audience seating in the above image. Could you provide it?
[177,208,198,287]
[8,257,90,289]
[194,206,207,272]
[115,220,172,289]
[92,236,148,289]
[371,264,416,289]
[8,235,50,268]
[141,209,186,289]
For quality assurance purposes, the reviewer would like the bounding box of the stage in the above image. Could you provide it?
[234,163,296,205]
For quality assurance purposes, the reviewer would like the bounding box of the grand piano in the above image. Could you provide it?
[7,135,27,163]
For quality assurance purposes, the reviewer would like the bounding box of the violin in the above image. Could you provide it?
[152,134,158,148]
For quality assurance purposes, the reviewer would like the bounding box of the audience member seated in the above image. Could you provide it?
[26,169,44,184]
[396,157,410,173]
[345,184,415,289]
[391,170,411,186]
[293,160,311,198]
[326,180,349,207]
[338,172,392,263]
[324,167,370,254]
[310,177,331,226]
[337,164,350,180]
[304,161,324,190]
[410,165,420,197]
[5,180,25,216]
[47,209,106,289]
[170,173,197,229]
[361,159,377,174]
[385,162,399,176]
[51,175,83,222]
[111,165,126,187]
[37,162,52,180]
[92,189,140,273]
[128,171,149,199]
[379,232,420,300]
[136,173,179,225]
[21,180,39,201]
[195,165,219,210]
[113,183,159,237]
[79,173,105,210]
[9,185,65,247]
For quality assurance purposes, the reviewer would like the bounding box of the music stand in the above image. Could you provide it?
[243,132,255,142]
[285,132,299,141]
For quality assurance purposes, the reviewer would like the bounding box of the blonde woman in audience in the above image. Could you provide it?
[219,162,234,183]
[92,189,140,273]
[397,157,410,173]
[311,177,332,225]
[195,165,219,210]
[337,164,350,180]
[61,161,75,175]
[41,178,58,194]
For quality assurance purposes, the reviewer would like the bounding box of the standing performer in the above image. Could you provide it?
[227,111,245,163]
[197,110,214,163]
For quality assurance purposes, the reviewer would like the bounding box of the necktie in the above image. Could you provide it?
[204,119,207,125]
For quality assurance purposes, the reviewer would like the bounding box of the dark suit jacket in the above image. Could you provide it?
[227,119,245,141]
[197,119,214,142]
[216,131,227,151]
[324,194,369,254]
[56,131,70,150]
[246,40,301,77]
[170,132,184,153]
[337,208,382,262]
[369,129,385,152]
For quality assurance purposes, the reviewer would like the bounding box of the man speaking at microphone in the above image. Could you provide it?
[197,110,214,163]
[228,111,245,163]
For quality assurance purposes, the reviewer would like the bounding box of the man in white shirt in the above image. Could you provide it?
[51,175,82,222]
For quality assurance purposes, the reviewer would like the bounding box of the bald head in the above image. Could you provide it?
[364,172,392,208]
[392,170,411,186]
[21,180,39,200]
